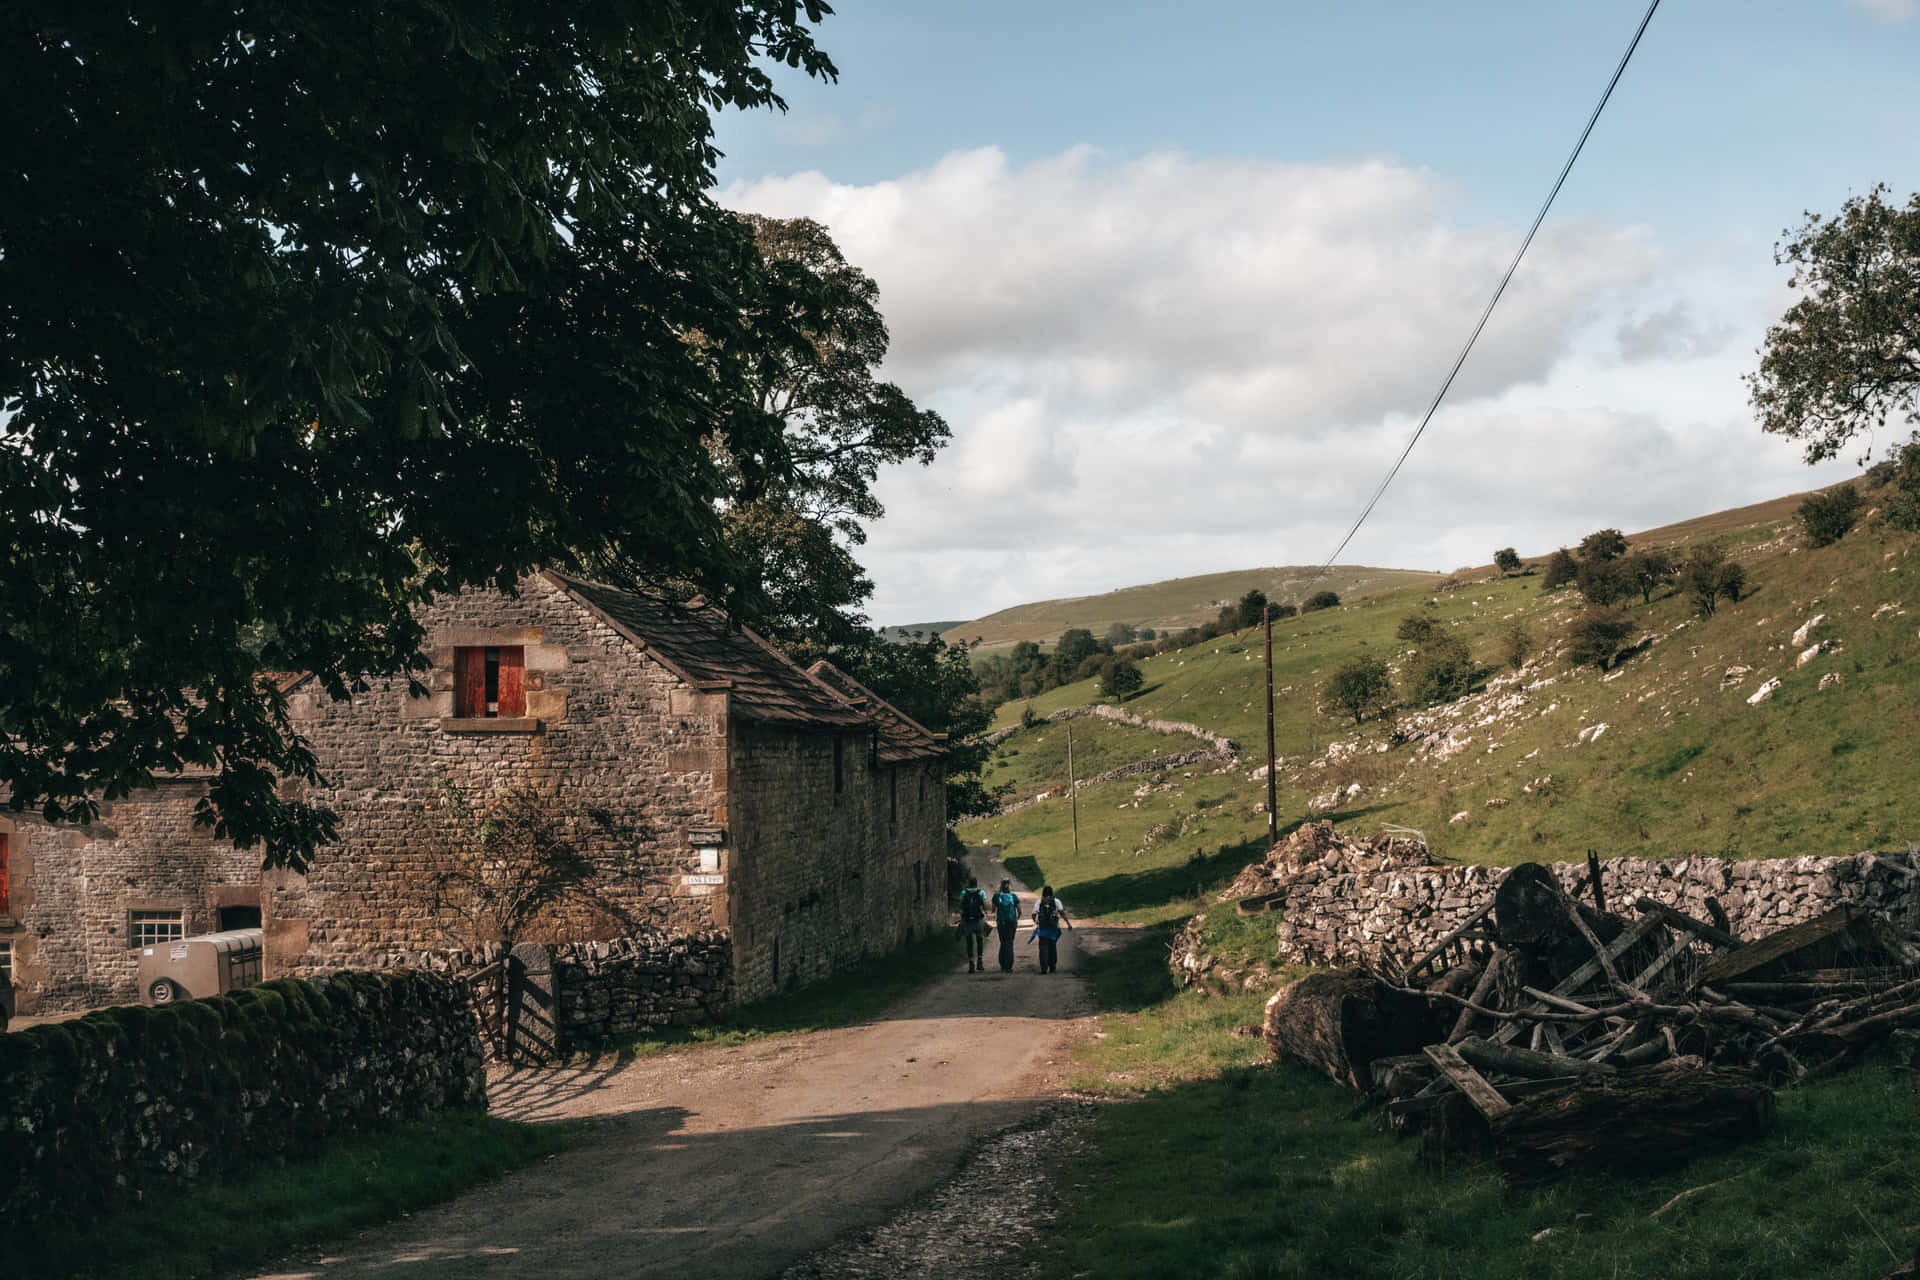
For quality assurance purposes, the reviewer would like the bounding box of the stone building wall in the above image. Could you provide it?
[1271,848,1920,968]
[728,721,947,1004]
[0,787,263,1012]
[268,573,733,976]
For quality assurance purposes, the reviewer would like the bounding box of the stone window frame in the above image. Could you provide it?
[128,908,187,949]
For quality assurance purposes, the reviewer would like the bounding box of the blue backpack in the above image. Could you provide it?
[993,891,1021,925]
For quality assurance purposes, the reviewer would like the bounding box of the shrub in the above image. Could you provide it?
[1566,608,1635,671]
[1578,528,1628,561]
[1501,621,1534,670]
[1624,547,1677,604]
[1575,557,1634,607]
[1302,590,1340,613]
[1683,545,1746,616]
[1406,633,1474,705]
[1884,440,1920,532]
[1542,548,1578,590]
[1019,702,1041,730]
[1268,604,1297,620]
[1395,611,1441,644]
[1323,654,1394,724]
[1099,658,1144,700]
[1797,485,1865,546]
[1493,547,1523,575]
[1236,589,1269,629]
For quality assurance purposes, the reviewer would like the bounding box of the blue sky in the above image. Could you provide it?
[711,1,1920,625]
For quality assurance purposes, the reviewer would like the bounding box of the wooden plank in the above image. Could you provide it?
[1424,1042,1513,1119]
[1629,928,1702,992]
[1635,897,1738,950]
[1520,986,1601,1015]
[1697,906,1857,986]
[1405,897,1498,981]
[1489,914,1662,1045]
[1448,948,1505,1044]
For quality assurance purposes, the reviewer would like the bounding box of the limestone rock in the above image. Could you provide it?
[1747,678,1781,705]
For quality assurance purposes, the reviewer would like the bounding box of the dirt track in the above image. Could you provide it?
[246,849,1112,1280]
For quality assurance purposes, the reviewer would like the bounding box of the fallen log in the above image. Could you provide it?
[1456,1036,1617,1080]
[1264,969,1447,1091]
[1488,1062,1775,1189]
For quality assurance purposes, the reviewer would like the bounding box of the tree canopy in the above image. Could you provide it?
[0,2,839,868]
[1302,590,1341,613]
[1493,547,1523,575]
[1324,655,1394,725]
[1749,187,1920,464]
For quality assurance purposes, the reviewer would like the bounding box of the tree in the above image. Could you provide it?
[1396,612,1441,644]
[1566,609,1635,672]
[728,215,951,650]
[1501,621,1534,671]
[1624,548,1678,605]
[1324,655,1395,725]
[1542,549,1579,590]
[1099,659,1144,701]
[1578,529,1629,562]
[1796,486,1865,548]
[1302,590,1341,613]
[1050,629,1102,684]
[1879,439,1920,532]
[1683,546,1746,617]
[1494,547,1523,576]
[0,3,838,870]
[1137,627,1158,641]
[1576,558,1634,607]
[1407,633,1475,706]
[1268,605,1298,620]
[1236,589,1269,629]
[1749,188,1920,465]
[838,630,1006,820]
[1103,622,1139,649]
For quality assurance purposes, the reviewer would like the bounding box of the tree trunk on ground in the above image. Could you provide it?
[1263,969,1446,1091]
[1488,1062,1775,1189]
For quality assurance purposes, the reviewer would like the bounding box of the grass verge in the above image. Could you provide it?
[583,928,963,1061]
[2,1110,568,1280]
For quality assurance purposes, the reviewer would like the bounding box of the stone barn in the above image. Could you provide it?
[1,572,950,1018]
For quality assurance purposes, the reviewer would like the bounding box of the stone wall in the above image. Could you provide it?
[980,703,1238,756]
[1271,847,1920,968]
[728,722,947,1004]
[550,931,733,1045]
[1,787,263,1012]
[0,969,484,1229]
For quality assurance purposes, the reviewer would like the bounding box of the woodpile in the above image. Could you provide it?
[1263,858,1920,1187]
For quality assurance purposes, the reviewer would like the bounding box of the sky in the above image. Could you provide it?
[709,1,1920,627]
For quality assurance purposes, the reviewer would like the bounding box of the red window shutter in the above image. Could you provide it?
[497,647,526,717]
[0,833,10,915]
[454,647,486,718]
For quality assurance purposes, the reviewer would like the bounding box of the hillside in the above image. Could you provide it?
[937,564,1443,652]
[958,481,1920,901]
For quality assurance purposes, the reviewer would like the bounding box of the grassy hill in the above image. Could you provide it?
[937,564,1443,653]
[961,480,1920,900]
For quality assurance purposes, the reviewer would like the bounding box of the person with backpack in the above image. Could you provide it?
[1031,885,1073,974]
[957,876,989,972]
[990,879,1022,972]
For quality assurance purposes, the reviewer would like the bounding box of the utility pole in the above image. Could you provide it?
[1264,603,1278,846]
[1067,721,1080,855]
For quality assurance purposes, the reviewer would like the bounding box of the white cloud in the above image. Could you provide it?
[1847,0,1915,23]
[721,148,1849,624]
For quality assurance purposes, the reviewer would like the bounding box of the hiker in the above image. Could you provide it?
[957,876,990,972]
[991,879,1022,972]
[1032,885,1073,974]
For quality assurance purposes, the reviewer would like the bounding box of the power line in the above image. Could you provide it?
[1302,0,1663,587]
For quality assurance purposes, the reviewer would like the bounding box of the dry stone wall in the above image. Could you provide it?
[1272,847,1920,968]
[550,931,733,1044]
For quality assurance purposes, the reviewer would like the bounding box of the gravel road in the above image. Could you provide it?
[244,848,1111,1280]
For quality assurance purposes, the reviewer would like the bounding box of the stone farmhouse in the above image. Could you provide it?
[0,571,950,1016]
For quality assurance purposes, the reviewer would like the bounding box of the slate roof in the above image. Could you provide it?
[545,572,871,730]
[806,661,948,764]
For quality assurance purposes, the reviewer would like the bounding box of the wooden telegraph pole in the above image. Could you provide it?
[1264,603,1278,846]
[1067,721,1080,855]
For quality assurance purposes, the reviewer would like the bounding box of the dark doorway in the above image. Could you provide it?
[218,905,261,931]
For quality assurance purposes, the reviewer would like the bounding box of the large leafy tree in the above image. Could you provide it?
[728,215,950,651]
[1750,187,1920,463]
[0,3,837,869]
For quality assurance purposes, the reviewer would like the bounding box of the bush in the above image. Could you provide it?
[1575,557,1634,607]
[1406,633,1474,705]
[1541,548,1578,590]
[1566,608,1635,671]
[1235,589,1269,629]
[1624,547,1677,604]
[1018,702,1041,730]
[1876,439,1920,531]
[1395,611,1440,644]
[1684,545,1746,616]
[1302,590,1340,613]
[1578,528,1628,561]
[1099,658,1144,700]
[1797,485,1865,546]
[1493,547,1523,575]
[1268,604,1297,620]
[1323,654,1394,724]
[1501,621,1534,670]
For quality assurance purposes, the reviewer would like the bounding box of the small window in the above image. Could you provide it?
[219,905,261,931]
[454,646,525,718]
[130,910,185,949]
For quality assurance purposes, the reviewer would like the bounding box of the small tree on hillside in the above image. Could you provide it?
[1624,547,1678,604]
[1237,589,1269,629]
[1878,439,1920,532]
[1494,547,1523,576]
[1050,628,1101,683]
[1268,604,1297,620]
[1566,608,1635,672]
[1797,486,1865,547]
[1103,621,1139,649]
[1324,654,1394,724]
[1576,557,1634,607]
[1683,545,1746,617]
[1406,633,1475,706]
[1099,658,1144,701]
[1578,528,1629,562]
[1501,621,1534,671]
[1396,611,1441,644]
[1302,590,1341,613]
[1542,548,1579,590]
